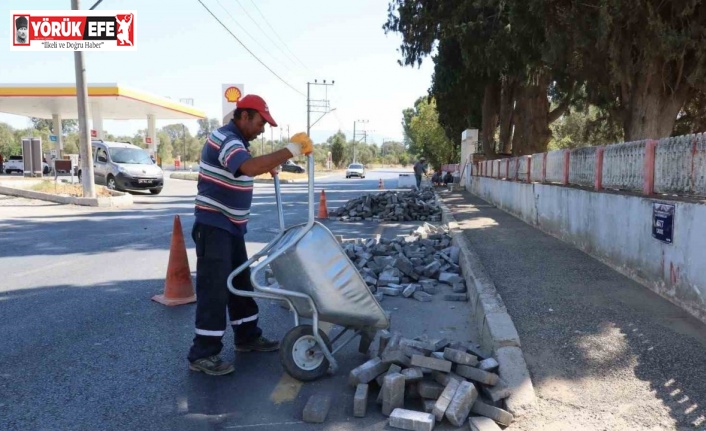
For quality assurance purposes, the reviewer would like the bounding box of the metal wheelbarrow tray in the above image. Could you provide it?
[228,155,390,381]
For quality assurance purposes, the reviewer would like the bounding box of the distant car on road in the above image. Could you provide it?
[281,159,305,173]
[3,155,50,175]
[345,163,366,179]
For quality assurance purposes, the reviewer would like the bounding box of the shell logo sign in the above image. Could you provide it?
[221,83,244,125]
[224,86,242,103]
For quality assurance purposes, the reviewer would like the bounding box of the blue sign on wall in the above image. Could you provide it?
[652,203,675,244]
[49,135,57,142]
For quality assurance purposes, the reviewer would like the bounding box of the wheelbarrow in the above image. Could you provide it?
[227,153,390,381]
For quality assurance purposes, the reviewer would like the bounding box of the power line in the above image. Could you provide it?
[196,0,305,97]
[214,0,296,74]
[247,0,313,73]
[233,0,303,72]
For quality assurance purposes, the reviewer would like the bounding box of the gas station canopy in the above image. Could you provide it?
[0,83,205,120]
[0,83,206,153]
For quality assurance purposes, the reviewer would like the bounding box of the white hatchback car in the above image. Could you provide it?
[345,163,366,179]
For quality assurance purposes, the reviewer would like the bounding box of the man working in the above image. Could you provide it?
[413,157,428,189]
[188,94,313,376]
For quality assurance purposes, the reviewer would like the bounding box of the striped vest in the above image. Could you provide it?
[194,121,253,236]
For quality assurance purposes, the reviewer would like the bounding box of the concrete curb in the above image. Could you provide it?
[437,194,536,416]
[0,184,133,207]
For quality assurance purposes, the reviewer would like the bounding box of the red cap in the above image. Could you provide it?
[236,94,278,127]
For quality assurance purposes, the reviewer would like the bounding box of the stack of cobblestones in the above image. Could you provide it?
[333,190,442,222]
[339,223,467,303]
[347,332,513,430]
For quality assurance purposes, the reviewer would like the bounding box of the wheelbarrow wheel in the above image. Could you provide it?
[280,324,332,382]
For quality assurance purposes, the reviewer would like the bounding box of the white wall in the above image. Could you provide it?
[469,177,706,324]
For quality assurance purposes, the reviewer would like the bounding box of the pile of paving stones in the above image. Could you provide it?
[302,333,513,430]
[333,190,442,222]
[339,223,467,303]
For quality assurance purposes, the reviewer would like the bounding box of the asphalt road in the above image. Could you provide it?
[0,168,478,431]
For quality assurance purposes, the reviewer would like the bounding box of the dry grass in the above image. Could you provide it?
[28,181,114,197]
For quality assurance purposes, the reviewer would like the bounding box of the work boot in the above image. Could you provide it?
[189,355,235,376]
[235,335,280,352]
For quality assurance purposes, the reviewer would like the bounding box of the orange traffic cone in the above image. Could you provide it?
[152,215,197,306]
[318,189,329,219]
[378,178,384,189]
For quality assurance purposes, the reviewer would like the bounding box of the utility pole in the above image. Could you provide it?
[183,124,187,163]
[352,119,368,163]
[306,79,335,138]
[73,0,95,198]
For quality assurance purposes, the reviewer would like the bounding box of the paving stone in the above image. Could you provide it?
[432,379,460,422]
[443,347,479,366]
[452,283,467,293]
[445,381,479,426]
[349,357,388,386]
[382,350,412,367]
[302,394,331,423]
[413,291,433,302]
[417,380,444,399]
[376,364,403,386]
[455,365,499,386]
[405,381,421,400]
[377,330,392,357]
[431,351,444,360]
[388,408,435,431]
[410,355,452,373]
[481,378,512,402]
[444,293,468,301]
[469,416,502,431]
[400,339,434,355]
[381,287,402,296]
[438,272,464,284]
[400,367,424,383]
[382,373,406,416]
[353,384,369,417]
[471,400,514,426]
[430,338,450,351]
[422,399,436,414]
[402,283,419,297]
[432,370,464,386]
[478,357,499,372]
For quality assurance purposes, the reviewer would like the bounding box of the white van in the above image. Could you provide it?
[77,140,164,194]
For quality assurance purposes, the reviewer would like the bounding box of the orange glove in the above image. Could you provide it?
[286,132,314,157]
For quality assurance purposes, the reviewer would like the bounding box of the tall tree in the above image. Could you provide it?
[197,118,221,140]
[403,97,458,169]
[545,0,706,140]
[328,131,347,167]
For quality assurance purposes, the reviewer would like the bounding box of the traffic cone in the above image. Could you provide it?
[152,215,197,306]
[378,178,384,189]
[317,189,329,219]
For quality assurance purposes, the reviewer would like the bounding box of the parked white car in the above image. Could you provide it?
[3,155,50,174]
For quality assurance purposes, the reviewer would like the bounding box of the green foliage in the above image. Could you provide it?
[549,106,624,150]
[31,118,78,134]
[402,97,459,168]
[328,131,347,167]
[197,118,221,139]
[156,131,173,164]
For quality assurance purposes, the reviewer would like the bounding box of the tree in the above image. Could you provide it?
[549,105,623,150]
[328,131,346,167]
[31,118,78,134]
[545,0,706,140]
[156,131,173,164]
[0,122,17,156]
[385,0,575,156]
[403,97,458,169]
[197,118,221,140]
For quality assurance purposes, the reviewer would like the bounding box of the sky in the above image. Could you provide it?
[0,0,435,145]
